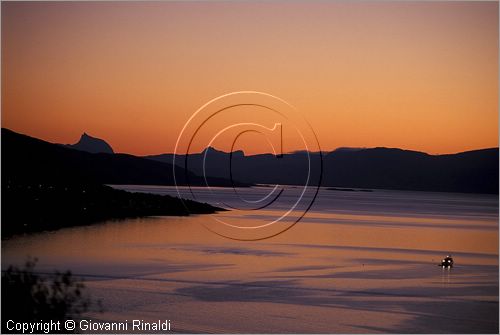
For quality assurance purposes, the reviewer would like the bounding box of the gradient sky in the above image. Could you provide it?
[2,1,498,155]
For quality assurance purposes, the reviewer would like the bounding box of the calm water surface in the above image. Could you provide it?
[3,187,498,333]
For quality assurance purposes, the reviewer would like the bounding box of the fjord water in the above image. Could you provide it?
[2,187,498,333]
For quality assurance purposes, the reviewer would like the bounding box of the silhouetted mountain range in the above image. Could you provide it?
[2,128,245,187]
[322,147,498,194]
[3,128,497,194]
[147,146,499,194]
[64,132,114,154]
[2,128,226,237]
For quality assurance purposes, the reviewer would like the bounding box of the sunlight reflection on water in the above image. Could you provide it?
[2,187,498,333]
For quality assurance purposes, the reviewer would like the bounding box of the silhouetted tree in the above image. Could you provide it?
[2,258,93,333]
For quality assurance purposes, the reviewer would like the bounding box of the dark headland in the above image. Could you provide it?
[1,129,225,238]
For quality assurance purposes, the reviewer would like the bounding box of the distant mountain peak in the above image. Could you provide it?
[66,132,114,154]
[201,146,245,156]
[332,147,366,153]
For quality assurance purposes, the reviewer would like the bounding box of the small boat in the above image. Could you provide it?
[440,255,454,268]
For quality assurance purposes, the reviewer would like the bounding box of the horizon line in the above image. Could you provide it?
[2,127,498,158]
[143,145,499,158]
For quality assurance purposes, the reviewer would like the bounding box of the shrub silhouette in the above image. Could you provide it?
[2,258,92,333]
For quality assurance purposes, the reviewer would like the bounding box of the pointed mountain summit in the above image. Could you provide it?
[67,132,114,154]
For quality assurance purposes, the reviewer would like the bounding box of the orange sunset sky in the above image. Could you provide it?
[2,1,498,156]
